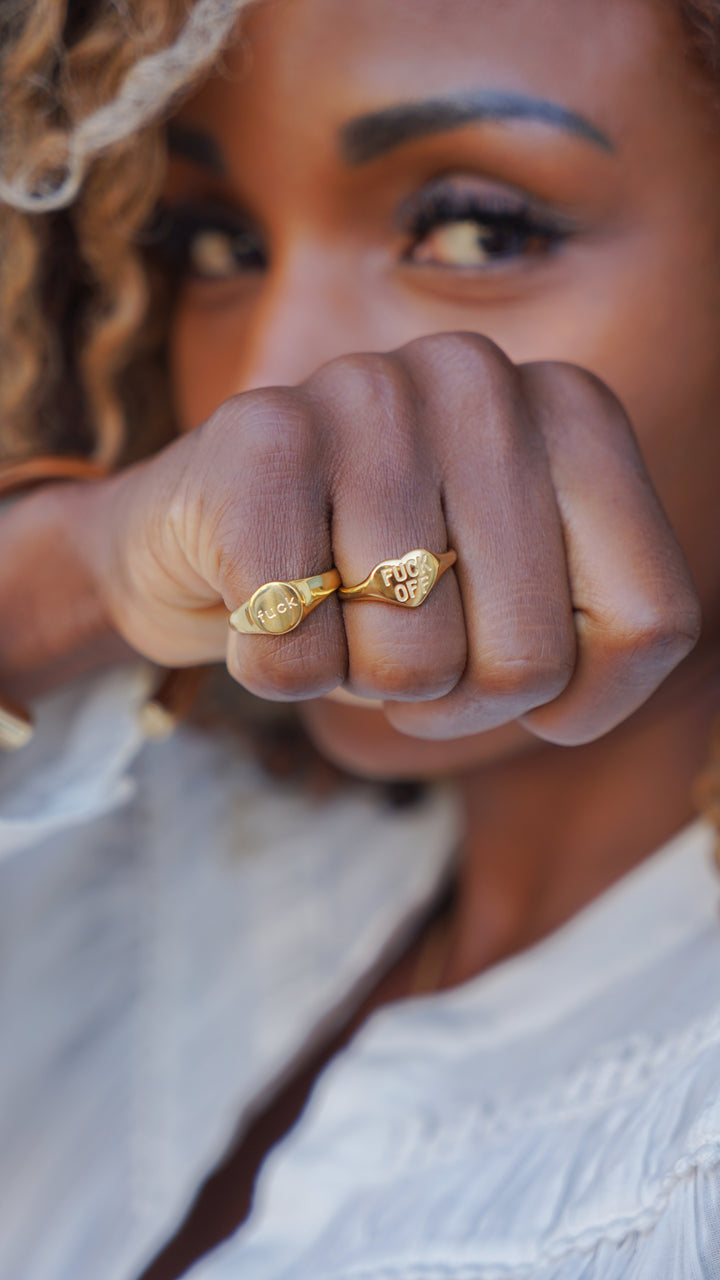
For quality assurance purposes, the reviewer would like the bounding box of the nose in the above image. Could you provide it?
[172,242,414,431]
[230,248,393,393]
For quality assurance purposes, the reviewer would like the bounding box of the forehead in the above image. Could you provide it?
[222,0,684,133]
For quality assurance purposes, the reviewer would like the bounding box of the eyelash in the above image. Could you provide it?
[145,202,267,277]
[399,187,568,264]
[146,184,569,282]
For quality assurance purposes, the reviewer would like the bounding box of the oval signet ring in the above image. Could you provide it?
[338,549,456,608]
[229,568,341,636]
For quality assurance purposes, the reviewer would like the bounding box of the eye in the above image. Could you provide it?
[400,179,570,269]
[411,216,556,267]
[145,202,267,280]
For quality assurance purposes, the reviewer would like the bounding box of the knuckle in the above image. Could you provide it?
[404,330,515,391]
[350,644,462,702]
[310,352,427,493]
[309,351,415,426]
[233,388,316,473]
[186,389,317,523]
[521,360,625,415]
[229,630,346,701]
[182,390,323,589]
[519,362,636,455]
[478,652,574,704]
[402,332,527,462]
[612,599,701,666]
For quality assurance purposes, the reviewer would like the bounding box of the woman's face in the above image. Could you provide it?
[164,0,720,778]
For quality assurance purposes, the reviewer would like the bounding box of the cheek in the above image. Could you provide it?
[170,299,248,431]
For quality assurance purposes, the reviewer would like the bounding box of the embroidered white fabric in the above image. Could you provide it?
[1,667,719,1280]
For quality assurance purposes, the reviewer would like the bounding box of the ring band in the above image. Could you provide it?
[229,568,341,636]
[338,548,456,608]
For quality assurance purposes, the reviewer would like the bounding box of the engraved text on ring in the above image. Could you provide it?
[379,557,431,603]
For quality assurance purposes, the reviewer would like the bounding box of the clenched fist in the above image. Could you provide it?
[68,332,699,746]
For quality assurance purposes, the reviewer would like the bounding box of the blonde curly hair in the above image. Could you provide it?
[0,0,718,468]
[0,0,255,466]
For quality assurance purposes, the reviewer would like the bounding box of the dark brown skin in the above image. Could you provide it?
[1,0,719,980]
[1,0,718,951]
[3,0,720,1266]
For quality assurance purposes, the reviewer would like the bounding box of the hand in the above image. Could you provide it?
[75,332,700,745]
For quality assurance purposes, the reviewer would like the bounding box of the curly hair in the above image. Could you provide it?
[0,0,254,465]
[0,0,717,467]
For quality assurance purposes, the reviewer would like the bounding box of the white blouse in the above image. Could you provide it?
[1,667,719,1280]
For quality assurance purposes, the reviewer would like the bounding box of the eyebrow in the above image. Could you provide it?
[340,92,614,165]
[167,121,226,175]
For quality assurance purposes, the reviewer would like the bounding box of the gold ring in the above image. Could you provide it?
[229,568,341,636]
[338,548,456,608]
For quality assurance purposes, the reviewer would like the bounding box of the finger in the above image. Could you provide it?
[306,352,467,701]
[517,363,700,744]
[184,390,348,701]
[382,334,576,739]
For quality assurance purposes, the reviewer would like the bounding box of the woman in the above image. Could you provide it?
[1,0,720,1277]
